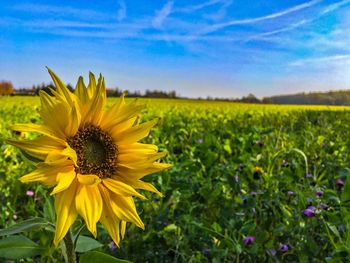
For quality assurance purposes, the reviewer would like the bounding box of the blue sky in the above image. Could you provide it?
[1,0,350,98]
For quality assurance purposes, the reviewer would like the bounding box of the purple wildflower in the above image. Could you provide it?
[255,140,263,147]
[243,236,256,245]
[307,197,313,204]
[302,206,316,217]
[315,191,323,197]
[306,173,313,178]
[336,178,345,187]
[109,241,117,251]
[250,191,257,197]
[26,190,34,197]
[279,244,289,252]
[320,203,328,210]
[13,214,17,220]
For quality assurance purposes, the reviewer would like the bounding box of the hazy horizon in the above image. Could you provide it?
[2,0,350,98]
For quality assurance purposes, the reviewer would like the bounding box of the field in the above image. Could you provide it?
[2,96,350,262]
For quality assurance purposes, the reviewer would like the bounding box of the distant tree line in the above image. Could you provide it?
[4,82,178,99]
[262,90,350,105]
[201,90,350,105]
[3,80,350,105]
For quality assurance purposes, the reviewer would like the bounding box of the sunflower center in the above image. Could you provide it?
[67,125,117,178]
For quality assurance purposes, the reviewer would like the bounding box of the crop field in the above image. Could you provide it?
[2,96,350,262]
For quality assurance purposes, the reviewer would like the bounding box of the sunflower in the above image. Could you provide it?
[7,69,171,247]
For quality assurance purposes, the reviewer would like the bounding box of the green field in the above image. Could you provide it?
[2,96,350,262]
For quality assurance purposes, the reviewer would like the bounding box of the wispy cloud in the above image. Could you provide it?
[245,20,310,42]
[12,3,104,20]
[203,0,233,21]
[117,0,127,22]
[244,0,350,45]
[290,54,350,67]
[320,0,350,14]
[197,0,321,35]
[152,1,173,28]
[175,0,224,13]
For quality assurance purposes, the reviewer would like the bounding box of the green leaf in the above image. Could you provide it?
[0,218,51,237]
[75,235,103,253]
[19,148,42,164]
[0,235,46,259]
[79,251,132,263]
[43,196,55,223]
[223,143,232,154]
[327,223,340,238]
[342,176,350,202]
[163,224,178,232]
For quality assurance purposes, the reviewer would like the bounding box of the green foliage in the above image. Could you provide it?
[0,235,46,259]
[75,236,103,253]
[266,90,350,105]
[79,251,132,263]
[2,97,350,262]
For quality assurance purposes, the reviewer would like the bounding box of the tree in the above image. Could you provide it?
[0,81,14,95]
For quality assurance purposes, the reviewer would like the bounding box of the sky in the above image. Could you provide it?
[1,0,350,98]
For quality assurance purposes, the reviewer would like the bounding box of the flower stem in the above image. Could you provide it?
[63,230,76,263]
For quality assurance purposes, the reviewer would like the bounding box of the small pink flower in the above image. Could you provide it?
[26,190,34,197]
[13,214,17,220]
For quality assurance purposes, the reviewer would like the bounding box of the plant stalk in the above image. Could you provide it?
[63,230,76,263]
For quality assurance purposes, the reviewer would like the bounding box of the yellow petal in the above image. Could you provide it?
[51,167,76,195]
[39,93,72,138]
[117,151,167,164]
[80,74,106,126]
[109,193,144,229]
[113,176,163,197]
[74,76,89,104]
[6,136,65,160]
[99,185,122,246]
[87,72,97,99]
[120,221,126,239]
[114,119,159,145]
[102,178,146,200]
[99,93,125,129]
[75,184,103,237]
[108,117,137,139]
[101,102,144,131]
[118,143,158,154]
[54,179,78,247]
[11,124,64,141]
[117,162,172,179]
[20,162,73,186]
[77,174,101,185]
[65,101,81,137]
[45,146,77,166]
[47,67,75,105]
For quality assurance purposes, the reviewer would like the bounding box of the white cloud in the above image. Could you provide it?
[175,0,224,13]
[152,1,173,28]
[197,0,321,35]
[320,0,350,14]
[245,20,310,42]
[12,3,104,19]
[203,0,233,21]
[290,54,350,67]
